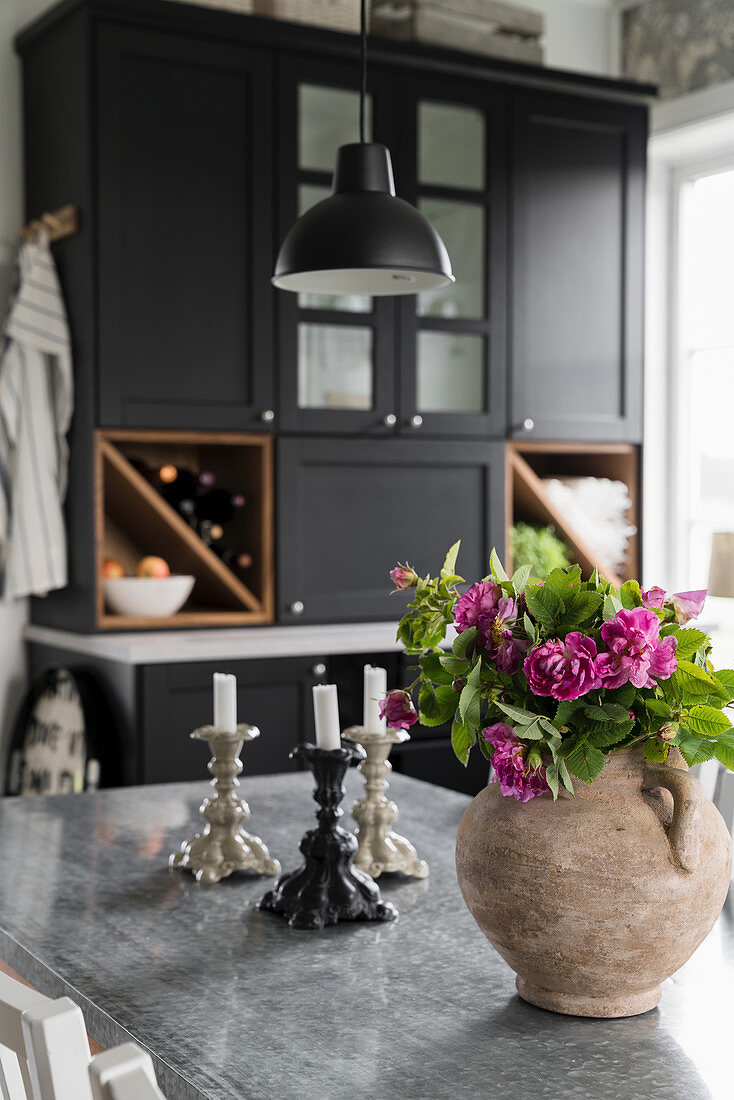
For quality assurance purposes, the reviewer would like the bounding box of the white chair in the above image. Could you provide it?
[0,972,166,1100]
[0,973,92,1100]
[89,1044,165,1100]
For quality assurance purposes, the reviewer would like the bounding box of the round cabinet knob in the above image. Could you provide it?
[410,414,424,429]
[260,409,275,423]
[383,413,397,427]
[289,600,304,616]
[522,417,535,433]
[311,662,327,678]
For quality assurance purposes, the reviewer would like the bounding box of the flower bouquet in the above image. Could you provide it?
[385,544,734,801]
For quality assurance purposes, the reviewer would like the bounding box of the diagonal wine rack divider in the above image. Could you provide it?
[96,431,273,629]
[506,442,640,590]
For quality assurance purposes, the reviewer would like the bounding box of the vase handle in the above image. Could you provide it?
[642,763,703,872]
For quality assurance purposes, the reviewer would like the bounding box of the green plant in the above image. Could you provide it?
[510,522,571,578]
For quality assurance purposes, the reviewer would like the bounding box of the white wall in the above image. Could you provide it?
[532,0,617,76]
[0,0,52,755]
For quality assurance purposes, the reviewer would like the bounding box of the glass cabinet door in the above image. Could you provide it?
[398,79,507,438]
[276,58,398,434]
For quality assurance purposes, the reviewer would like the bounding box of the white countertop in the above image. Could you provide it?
[23,621,423,665]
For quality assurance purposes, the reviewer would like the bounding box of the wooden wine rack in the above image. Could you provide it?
[505,441,640,589]
[95,430,274,630]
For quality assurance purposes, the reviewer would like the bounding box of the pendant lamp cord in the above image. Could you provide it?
[359,0,367,143]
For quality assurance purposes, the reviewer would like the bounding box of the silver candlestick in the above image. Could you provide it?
[343,725,429,879]
[170,723,280,884]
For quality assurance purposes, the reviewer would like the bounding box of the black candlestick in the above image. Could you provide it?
[258,742,397,930]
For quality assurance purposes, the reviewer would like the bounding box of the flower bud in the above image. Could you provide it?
[389,563,419,590]
[451,677,466,694]
[657,723,678,743]
[526,746,543,773]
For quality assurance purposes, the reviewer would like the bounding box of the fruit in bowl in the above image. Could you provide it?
[103,556,194,618]
[102,558,126,579]
[137,555,171,578]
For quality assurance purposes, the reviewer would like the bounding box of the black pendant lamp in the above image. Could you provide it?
[272,0,454,296]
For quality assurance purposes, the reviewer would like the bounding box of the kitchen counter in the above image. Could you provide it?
[0,772,732,1099]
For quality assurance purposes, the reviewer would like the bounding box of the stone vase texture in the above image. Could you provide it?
[455,746,732,1018]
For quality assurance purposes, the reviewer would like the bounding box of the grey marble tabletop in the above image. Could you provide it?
[0,770,731,1100]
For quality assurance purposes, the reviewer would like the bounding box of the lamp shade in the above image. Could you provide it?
[272,143,454,295]
[708,532,734,598]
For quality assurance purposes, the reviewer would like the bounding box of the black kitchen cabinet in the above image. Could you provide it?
[510,92,647,443]
[97,24,275,431]
[139,658,321,783]
[277,437,505,623]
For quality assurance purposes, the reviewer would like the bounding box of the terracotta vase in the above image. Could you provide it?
[455,746,732,1018]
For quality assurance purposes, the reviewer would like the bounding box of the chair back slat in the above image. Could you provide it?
[0,1041,28,1100]
[0,974,50,1097]
[21,998,93,1100]
[89,1044,165,1100]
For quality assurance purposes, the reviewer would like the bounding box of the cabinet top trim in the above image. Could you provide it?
[16,0,656,106]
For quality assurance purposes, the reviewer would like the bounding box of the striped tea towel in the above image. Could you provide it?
[0,231,73,598]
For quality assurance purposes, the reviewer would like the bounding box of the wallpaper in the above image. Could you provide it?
[622,0,734,100]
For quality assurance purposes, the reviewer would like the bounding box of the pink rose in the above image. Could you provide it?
[523,633,601,701]
[454,581,503,634]
[671,589,707,625]
[641,586,666,609]
[482,723,550,802]
[378,689,418,731]
[389,564,418,590]
[595,607,678,689]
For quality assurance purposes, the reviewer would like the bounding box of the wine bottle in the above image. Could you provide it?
[197,489,246,525]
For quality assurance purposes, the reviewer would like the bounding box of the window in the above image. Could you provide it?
[672,164,734,588]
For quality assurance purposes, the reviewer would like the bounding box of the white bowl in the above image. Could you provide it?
[103,575,195,618]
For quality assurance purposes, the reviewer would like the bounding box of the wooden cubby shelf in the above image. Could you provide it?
[505,441,640,589]
[95,430,274,630]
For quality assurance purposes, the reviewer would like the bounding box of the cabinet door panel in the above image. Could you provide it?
[97,26,273,429]
[511,93,646,442]
[141,658,324,783]
[398,77,507,438]
[278,438,504,623]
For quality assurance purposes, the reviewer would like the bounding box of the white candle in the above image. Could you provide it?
[213,672,237,733]
[312,684,342,750]
[363,664,387,733]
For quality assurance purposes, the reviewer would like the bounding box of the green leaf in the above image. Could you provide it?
[459,664,483,728]
[603,593,623,620]
[451,717,476,766]
[562,735,606,783]
[523,612,537,642]
[477,733,494,761]
[554,699,584,729]
[619,579,642,609]
[495,702,542,724]
[452,627,478,659]
[524,584,564,628]
[439,654,469,677]
[606,683,636,707]
[674,629,709,660]
[584,703,632,724]
[672,660,717,699]
[418,682,458,727]
[557,757,575,794]
[419,652,454,686]
[588,722,633,749]
[643,738,669,763]
[441,540,461,580]
[677,735,716,767]
[512,564,532,598]
[489,548,508,583]
[714,731,734,771]
[545,761,560,800]
[713,669,734,695]
[685,705,732,739]
[556,591,602,632]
